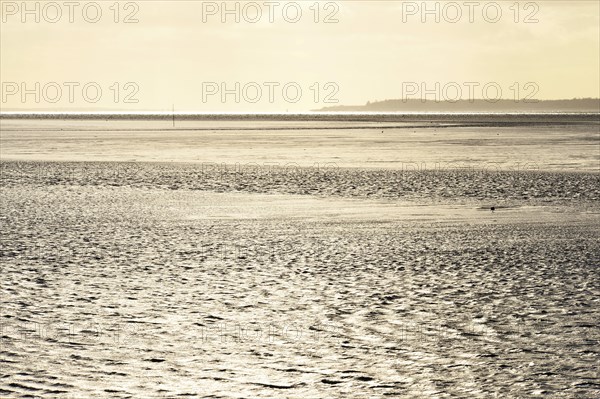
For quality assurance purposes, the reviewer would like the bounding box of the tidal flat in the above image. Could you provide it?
[1,115,599,398]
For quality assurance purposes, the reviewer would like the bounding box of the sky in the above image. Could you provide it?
[1,0,599,111]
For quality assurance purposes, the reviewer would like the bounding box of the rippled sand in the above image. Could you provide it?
[1,118,599,398]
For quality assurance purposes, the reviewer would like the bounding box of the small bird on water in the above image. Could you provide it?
[491,206,495,213]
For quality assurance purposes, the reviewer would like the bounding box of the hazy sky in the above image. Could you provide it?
[1,0,599,111]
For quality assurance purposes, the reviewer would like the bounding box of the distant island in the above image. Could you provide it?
[316,98,600,113]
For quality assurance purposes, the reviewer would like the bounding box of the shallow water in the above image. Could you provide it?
[1,117,599,171]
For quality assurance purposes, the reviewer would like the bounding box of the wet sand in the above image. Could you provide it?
[1,117,598,171]
[0,116,599,398]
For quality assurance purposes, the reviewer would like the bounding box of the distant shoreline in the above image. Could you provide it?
[315,98,600,113]
[1,111,599,124]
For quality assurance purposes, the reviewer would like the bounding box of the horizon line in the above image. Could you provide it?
[2,110,600,117]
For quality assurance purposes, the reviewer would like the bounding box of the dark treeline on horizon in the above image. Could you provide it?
[317,98,600,113]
